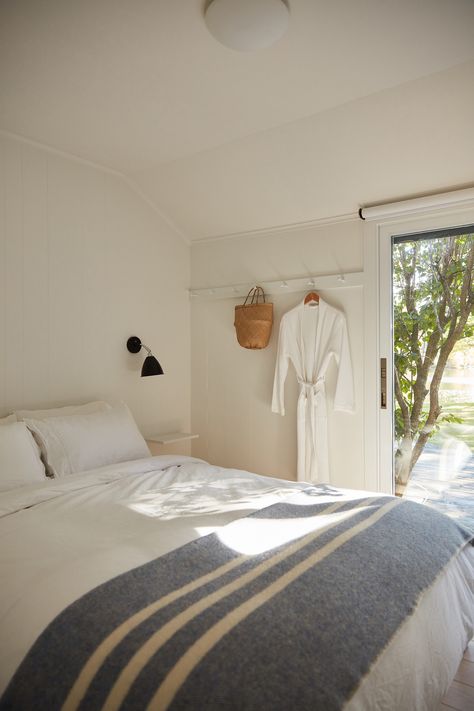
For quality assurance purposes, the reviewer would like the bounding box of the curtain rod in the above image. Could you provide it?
[359,187,474,221]
[189,271,364,300]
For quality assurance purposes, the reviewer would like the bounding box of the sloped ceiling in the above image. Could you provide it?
[1,0,474,240]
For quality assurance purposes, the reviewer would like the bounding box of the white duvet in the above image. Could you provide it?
[0,455,473,710]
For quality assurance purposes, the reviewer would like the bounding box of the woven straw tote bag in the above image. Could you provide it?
[234,286,273,349]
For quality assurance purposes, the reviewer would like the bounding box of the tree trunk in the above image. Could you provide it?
[395,436,413,487]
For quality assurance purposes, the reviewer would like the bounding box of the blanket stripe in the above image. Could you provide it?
[64,497,356,711]
[100,498,376,711]
[147,498,399,711]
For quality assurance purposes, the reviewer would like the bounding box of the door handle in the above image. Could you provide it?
[380,358,387,409]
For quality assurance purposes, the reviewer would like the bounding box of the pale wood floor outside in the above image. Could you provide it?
[439,640,474,711]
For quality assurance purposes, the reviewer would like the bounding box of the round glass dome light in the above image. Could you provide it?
[204,0,290,52]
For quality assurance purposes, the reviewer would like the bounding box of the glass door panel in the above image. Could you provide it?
[391,225,474,530]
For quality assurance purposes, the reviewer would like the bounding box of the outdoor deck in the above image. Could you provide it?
[403,441,474,533]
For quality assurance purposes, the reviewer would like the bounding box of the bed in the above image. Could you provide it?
[0,406,473,710]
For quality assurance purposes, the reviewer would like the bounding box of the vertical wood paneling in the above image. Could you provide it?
[22,144,49,405]
[47,154,86,401]
[3,140,24,409]
[190,222,365,484]
[0,137,6,409]
[191,301,210,461]
[79,166,108,394]
[0,135,191,437]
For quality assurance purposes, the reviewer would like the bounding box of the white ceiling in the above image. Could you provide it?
[1,0,474,240]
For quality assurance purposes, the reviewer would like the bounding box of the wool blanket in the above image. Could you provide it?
[1,494,471,710]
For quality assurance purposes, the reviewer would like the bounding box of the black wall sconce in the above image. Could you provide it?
[126,336,164,377]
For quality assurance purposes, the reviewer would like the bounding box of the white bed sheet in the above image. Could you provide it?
[0,455,472,710]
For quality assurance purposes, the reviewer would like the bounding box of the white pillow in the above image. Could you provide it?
[0,414,17,426]
[0,422,46,491]
[15,400,111,422]
[25,404,150,478]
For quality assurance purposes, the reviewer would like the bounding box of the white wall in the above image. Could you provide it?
[0,134,191,440]
[136,59,474,240]
[191,220,366,488]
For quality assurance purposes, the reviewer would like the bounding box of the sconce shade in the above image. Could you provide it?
[141,355,164,377]
[126,335,164,377]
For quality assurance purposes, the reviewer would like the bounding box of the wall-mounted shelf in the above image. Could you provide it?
[189,271,363,300]
[147,432,199,445]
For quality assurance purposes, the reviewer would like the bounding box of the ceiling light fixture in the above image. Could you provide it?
[204,0,290,52]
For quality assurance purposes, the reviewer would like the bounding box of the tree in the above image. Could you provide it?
[393,232,474,491]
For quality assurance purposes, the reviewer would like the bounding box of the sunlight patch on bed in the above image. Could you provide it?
[123,482,295,519]
[216,506,367,555]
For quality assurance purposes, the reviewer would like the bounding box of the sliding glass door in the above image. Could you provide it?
[380,222,474,527]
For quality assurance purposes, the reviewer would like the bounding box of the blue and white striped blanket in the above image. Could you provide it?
[1,494,471,710]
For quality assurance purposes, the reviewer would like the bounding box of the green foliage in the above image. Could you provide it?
[437,412,463,425]
[393,232,474,480]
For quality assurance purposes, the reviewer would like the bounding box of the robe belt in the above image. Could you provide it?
[297,378,327,478]
[297,377,326,403]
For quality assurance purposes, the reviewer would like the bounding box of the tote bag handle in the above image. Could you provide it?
[243,286,266,306]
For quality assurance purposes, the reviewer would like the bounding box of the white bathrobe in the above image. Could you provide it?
[272,298,354,483]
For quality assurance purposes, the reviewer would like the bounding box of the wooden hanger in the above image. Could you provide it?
[304,291,319,305]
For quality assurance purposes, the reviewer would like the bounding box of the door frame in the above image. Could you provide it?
[363,202,474,494]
